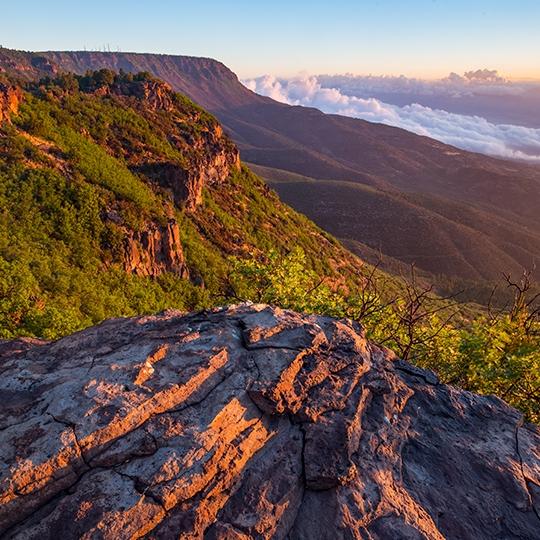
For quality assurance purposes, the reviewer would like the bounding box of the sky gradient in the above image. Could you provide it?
[2,0,539,79]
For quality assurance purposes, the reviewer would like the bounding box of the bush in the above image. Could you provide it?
[227,248,540,422]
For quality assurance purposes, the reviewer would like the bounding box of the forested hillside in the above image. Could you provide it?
[0,70,362,339]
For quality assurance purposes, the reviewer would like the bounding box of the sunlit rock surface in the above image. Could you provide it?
[1,304,539,539]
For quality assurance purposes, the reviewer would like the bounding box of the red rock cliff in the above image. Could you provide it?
[0,83,22,124]
[0,305,539,539]
[122,219,189,278]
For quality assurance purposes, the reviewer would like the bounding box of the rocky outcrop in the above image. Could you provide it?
[116,78,240,211]
[123,219,189,278]
[129,80,175,112]
[0,83,22,124]
[29,56,57,76]
[181,140,241,209]
[0,304,539,539]
[137,134,240,211]
[97,78,176,112]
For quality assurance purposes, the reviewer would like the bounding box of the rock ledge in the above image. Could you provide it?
[0,304,539,539]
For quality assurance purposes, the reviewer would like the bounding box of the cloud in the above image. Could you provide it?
[461,69,506,83]
[242,74,540,162]
[316,70,530,98]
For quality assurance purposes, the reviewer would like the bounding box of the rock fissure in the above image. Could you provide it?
[113,469,168,513]
[45,411,92,470]
[515,418,540,523]
[0,472,98,538]
[156,367,237,419]
[394,362,439,386]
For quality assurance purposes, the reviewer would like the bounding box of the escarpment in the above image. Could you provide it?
[153,121,241,212]
[122,219,189,278]
[0,68,372,342]
[1,305,539,539]
[0,83,22,124]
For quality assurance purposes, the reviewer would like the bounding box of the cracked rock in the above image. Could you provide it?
[0,304,539,539]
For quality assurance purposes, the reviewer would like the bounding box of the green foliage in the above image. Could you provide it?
[229,248,345,315]
[1,73,349,344]
[59,126,158,213]
[0,160,208,340]
[14,95,161,216]
[452,315,540,422]
[227,248,540,422]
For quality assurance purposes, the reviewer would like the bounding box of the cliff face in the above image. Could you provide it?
[107,77,240,211]
[141,124,240,211]
[0,83,22,124]
[122,219,188,278]
[126,79,176,112]
[1,305,538,539]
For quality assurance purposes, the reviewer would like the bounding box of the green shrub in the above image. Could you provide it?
[227,248,540,422]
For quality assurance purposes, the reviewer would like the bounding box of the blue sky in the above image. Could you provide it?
[2,0,539,79]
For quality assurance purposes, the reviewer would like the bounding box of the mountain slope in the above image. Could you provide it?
[251,166,540,281]
[1,304,539,538]
[6,49,539,282]
[0,70,364,339]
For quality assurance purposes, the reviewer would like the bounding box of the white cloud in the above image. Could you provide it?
[317,70,529,98]
[242,74,540,162]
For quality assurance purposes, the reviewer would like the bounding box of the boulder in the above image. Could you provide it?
[0,304,538,539]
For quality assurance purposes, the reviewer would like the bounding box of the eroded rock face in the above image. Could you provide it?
[183,139,240,209]
[123,219,189,278]
[0,305,539,539]
[108,77,240,210]
[105,79,176,112]
[165,125,241,211]
[139,143,240,211]
[130,123,240,212]
[0,83,22,124]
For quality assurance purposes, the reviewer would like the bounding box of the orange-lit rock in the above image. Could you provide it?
[0,83,22,124]
[0,305,539,538]
[122,219,189,278]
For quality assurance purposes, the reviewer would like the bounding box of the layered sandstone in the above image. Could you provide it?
[0,305,539,539]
